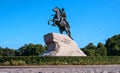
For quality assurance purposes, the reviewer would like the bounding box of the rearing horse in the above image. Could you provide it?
[48,7,73,39]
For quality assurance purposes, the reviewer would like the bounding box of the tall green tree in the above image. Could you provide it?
[105,34,120,56]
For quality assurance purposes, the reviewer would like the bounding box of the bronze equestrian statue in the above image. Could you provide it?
[48,7,73,39]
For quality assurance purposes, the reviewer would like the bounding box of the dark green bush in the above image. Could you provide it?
[0,56,120,66]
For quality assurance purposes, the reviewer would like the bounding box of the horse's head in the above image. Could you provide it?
[53,7,60,13]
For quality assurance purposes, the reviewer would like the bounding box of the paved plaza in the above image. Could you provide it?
[0,65,120,73]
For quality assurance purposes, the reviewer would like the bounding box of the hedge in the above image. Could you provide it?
[0,56,120,66]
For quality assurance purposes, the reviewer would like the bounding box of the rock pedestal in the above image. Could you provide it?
[40,33,86,56]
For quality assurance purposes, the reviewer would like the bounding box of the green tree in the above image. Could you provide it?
[82,43,96,56]
[0,47,16,56]
[96,42,107,56]
[2,47,15,56]
[18,43,46,56]
[105,34,120,56]
[0,47,3,56]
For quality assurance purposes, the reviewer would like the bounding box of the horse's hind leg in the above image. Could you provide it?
[68,31,73,40]
[59,27,63,34]
[65,27,73,40]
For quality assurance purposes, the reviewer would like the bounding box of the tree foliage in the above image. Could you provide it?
[18,43,46,56]
[96,43,107,56]
[105,34,120,56]
[82,42,107,56]
[82,43,96,56]
[0,47,15,56]
[0,43,47,56]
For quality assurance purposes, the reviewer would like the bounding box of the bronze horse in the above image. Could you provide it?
[48,7,73,39]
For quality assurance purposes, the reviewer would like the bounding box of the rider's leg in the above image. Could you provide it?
[54,16,61,22]
[59,18,66,27]
[60,18,64,24]
[60,18,68,27]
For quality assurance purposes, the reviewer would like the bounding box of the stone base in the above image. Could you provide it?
[40,33,86,56]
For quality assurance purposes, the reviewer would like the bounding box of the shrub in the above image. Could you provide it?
[11,60,26,66]
[2,61,10,66]
[0,56,120,65]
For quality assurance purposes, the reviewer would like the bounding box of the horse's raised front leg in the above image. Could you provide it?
[48,19,52,25]
[48,19,56,26]
[54,17,61,23]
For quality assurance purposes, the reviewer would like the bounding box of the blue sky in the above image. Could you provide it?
[0,0,120,49]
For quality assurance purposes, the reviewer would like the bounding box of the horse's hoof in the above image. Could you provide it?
[52,24,55,26]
